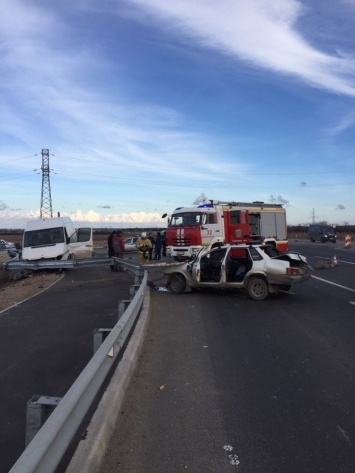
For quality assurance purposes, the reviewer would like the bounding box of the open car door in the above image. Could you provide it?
[68,227,93,259]
[192,247,228,284]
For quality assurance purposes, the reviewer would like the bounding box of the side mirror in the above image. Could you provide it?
[162,213,167,218]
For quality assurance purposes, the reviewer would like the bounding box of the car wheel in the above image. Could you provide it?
[247,277,268,301]
[169,273,186,294]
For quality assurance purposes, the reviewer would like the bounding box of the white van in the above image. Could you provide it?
[22,217,93,261]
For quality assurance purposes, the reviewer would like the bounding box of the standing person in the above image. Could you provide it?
[148,232,155,260]
[107,230,116,257]
[136,232,152,265]
[154,231,163,260]
[112,231,125,258]
[162,231,167,257]
[108,230,116,270]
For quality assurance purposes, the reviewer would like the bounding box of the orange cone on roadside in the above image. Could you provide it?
[333,255,338,266]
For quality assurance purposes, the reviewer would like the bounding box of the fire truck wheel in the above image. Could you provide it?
[247,277,268,301]
[169,273,186,294]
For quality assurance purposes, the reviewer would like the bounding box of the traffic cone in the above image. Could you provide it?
[333,255,338,266]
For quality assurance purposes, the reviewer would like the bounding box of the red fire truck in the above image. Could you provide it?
[164,200,288,260]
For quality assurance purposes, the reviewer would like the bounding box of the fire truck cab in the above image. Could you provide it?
[165,200,288,261]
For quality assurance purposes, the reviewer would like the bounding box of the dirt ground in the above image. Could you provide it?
[0,271,64,313]
[0,233,114,313]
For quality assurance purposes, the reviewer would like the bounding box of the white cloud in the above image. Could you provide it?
[126,0,355,97]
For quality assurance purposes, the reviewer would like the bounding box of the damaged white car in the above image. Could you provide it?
[164,244,312,301]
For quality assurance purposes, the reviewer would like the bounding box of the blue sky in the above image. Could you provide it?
[1,0,355,229]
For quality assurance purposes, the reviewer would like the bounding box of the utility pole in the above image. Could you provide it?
[40,148,53,218]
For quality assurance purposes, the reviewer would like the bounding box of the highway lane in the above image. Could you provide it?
[101,242,355,473]
[291,239,355,293]
[0,264,134,473]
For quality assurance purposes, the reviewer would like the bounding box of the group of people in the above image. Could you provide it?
[107,230,167,267]
[107,230,125,258]
[136,231,166,265]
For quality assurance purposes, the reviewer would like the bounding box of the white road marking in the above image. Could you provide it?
[337,425,353,447]
[312,275,355,293]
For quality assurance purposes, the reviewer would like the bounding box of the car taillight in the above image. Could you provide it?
[286,267,299,275]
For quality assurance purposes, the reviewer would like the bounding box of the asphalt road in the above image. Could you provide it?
[0,262,134,473]
[100,241,355,473]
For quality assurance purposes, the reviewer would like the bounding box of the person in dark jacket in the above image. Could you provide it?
[162,231,167,256]
[107,231,116,257]
[108,231,116,270]
[154,232,163,260]
[148,233,155,260]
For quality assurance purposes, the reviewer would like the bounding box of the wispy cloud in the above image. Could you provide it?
[0,0,249,184]
[327,112,355,136]
[126,0,355,97]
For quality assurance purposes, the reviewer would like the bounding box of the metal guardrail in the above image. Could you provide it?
[4,255,181,273]
[4,257,114,271]
[9,260,147,473]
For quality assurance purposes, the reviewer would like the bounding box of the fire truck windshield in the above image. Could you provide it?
[169,212,202,226]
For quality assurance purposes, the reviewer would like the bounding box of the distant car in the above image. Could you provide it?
[308,225,337,243]
[124,237,138,252]
[163,244,311,301]
[0,239,19,258]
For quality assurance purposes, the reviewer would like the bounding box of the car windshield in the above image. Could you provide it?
[321,227,335,234]
[169,212,203,226]
[24,227,65,247]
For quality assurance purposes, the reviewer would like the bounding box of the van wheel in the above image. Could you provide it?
[169,274,186,294]
[247,277,268,301]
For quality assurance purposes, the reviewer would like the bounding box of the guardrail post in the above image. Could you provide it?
[25,395,62,447]
[93,328,112,354]
[118,300,131,319]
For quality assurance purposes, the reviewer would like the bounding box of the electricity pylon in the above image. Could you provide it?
[39,148,53,218]
[309,208,318,224]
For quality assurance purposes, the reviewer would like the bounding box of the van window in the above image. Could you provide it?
[24,227,65,247]
[77,228,91,242]
[65,224,76,239]
[69,228,91,243]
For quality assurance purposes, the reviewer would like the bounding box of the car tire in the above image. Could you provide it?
[247,277,268,301]
[169,273,186,294]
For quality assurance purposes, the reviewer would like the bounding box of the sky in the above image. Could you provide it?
[1,0,355,229]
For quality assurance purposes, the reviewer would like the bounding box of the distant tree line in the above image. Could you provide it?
[1,224,354,237]
[288,225,355,237]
